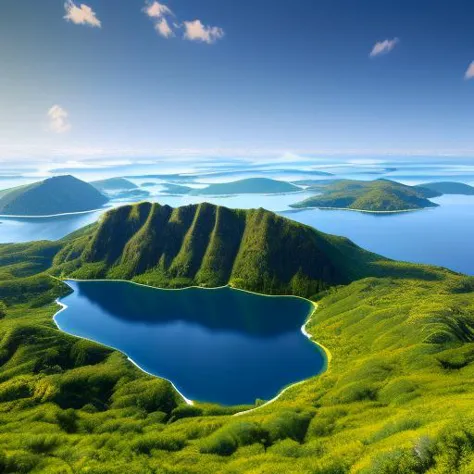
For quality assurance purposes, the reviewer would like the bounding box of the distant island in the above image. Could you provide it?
[113,189,151,200]
[162,178,302,196]
[161,183,196,194]
[415,181,474,196]
[291,179,438,212]
[0,175,109,216]
[91,178,138,193]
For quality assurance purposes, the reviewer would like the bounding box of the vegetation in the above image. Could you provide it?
[0,202,474,472]
[415,181,474,196]
[291,179,439,211]
[0,175,109,216]
[90,178,138,192]
[50,201,426,298]
[162,178,302,195]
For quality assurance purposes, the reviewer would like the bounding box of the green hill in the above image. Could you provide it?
[90,177,137,193]
[0,175,109,216]
[416,181,474,196]
[52,201,402,297]
[188,178,302,195]
[291,179,438,211]
[1,212,474,471]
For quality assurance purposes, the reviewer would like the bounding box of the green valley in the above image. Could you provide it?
[0,202,473,472]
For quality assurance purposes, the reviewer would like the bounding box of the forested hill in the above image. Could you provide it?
[0,175,109,216]
[53,201,391,297]
[291,179,439,211]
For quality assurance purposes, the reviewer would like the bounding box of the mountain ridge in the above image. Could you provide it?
[53,201,397,297]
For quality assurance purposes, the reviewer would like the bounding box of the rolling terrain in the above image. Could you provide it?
[0,202,473,472]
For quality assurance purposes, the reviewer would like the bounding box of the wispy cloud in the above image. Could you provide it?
[143,2,224,44]
[64,1,101,28]
[465,61,474,80]
[143,1,175,38]
[144,1,173,19]
[47,106,71,134]
[183,20,224,44]
[155,18,174,38]
[370,38,399,58]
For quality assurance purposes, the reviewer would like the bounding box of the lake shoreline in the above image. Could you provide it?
[51,277,330,414]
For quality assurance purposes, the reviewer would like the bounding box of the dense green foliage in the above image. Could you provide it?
[415,181,474,196]
[291,179,439,211]
[0,235,474,471]
[51,201,413,298]
[0,175,109,216]
[0,204,474,472]
[90,178,138,192]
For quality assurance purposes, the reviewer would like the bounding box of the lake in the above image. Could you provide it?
[55,281,325,406]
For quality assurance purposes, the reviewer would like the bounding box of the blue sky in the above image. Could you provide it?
[1,0,474,162]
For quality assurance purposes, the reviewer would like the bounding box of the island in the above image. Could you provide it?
[90,177,138,193]
[415,181,474,196]
[159,178,302,196]
[0,200,473,472]
[0,175,109,216]
[290,179,439,212]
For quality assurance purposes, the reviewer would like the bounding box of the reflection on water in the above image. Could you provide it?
[56,281,324,405]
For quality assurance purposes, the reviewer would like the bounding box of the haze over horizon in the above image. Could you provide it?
[2,0,474,163]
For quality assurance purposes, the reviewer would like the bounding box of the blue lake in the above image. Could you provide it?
[56,281,324,406]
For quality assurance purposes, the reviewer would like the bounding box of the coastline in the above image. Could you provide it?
[0,207,109,219]
[51,277,331,415]
[52,288,195,407]
[288,205,428,214]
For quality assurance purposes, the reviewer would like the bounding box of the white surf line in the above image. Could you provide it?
[52,283,194,406]
[52,277,331,414]
[0,207,109,219]
[289,206,426,214]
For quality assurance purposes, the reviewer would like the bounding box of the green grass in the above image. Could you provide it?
[0,204,474,472]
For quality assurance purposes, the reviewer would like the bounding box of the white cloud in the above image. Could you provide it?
[155,18,174,38]
[47,106,71,134]
[183,20,224,44]
[370,38,399,58]
[465,61,474,80]
[64,1,101,28]
[144,1,173,19]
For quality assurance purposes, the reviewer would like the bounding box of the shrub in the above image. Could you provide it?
[263,410,313,443]
[23,434,59,454]
[130,433,185,454]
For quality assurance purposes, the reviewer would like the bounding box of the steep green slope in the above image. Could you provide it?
[52,201,406,297]
[90,177,137,192]
[291,179,438,211]
[0,175,109,216]
[416,181,474,196]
